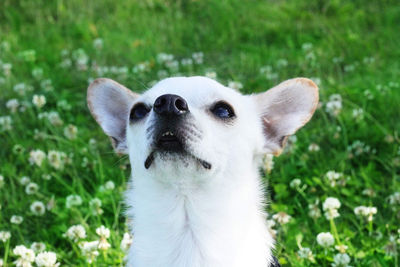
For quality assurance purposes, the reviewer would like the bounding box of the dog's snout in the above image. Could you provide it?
[153,94,189,116]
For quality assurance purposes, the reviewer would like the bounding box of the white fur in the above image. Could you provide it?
[87,76,319,267]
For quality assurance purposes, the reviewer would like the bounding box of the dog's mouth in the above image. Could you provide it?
[157,131,183,151]
[144,129,211,170]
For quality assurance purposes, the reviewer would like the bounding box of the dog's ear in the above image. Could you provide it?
[87,78,139,154]
[252,78,319,155]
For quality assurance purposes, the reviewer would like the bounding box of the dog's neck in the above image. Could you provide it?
[125,158,274,267]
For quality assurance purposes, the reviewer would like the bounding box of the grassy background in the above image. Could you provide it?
[0,0,399,266]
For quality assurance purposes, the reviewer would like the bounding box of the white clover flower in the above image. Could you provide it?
[260,65,272,75]
[104,180,115,191]
[97,238,111,251]
[66,195,83,209]
[120,232,133,251]
[308,143,320,152]
[277,58,289,68]
[181,58,193,66]
[11,215,23,224]
[347,140,374,157]
[25,182,39,195]
[323,197,341,219]
[332,253,351,267]
[0,231,11,242]
[308,201,321,219]
[325,171,344,187]
[156,53,174,64]
[2,63,12,76]
[32,67,43,80]
[30,201,46,216]
[0,175,3,188]
[388,192,400,205]
[57,100,71,111]
[42,174,52,181]
[335,244,348,254]
[32,95,46,108]
[93,38,104,50]
[192,52,204,64]
[298,247,314,260]
[165,60,179,71]
[325,94,342,116]
[35,251,59,267]
[0,116,12,131]
[362,188,376,197]
[89,198,103,215]
[47,111,63,126]
[290,178,301,189]
[20,176,31,185]
[89,138,97,148]
[272,212,291,225]
[132,62,150,73]
[6,99,19,113]
[0,258,3,266]
[29,150,46,167]
[96,225,110,239]
[227,81,243,90]
[157,70,168,79]
[72,48,89,71]
[64,124,78,140]
[48,150,67,170]
[64,225,86,242]
[41,79,54,92]
[352,108,364,121]
[302,42,313,51]
[60,58,72,68]
[13,245,28,255]
[323,197,341,210]
[205,71,217,79]
[96,226,111,251]
[13,245,35,267]
[79,241,100,263]
[354,206,377,222]
[13,83,29,95]
[31,242,46,253]
[316,232,334,247]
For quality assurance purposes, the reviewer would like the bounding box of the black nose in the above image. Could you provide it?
[153,94,189,116]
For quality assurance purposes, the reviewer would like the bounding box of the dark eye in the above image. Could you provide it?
[130,103,150,121]
[211,101,235,119]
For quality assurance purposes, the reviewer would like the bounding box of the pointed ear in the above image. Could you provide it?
[87,78,139,154]
[252,78,319,155]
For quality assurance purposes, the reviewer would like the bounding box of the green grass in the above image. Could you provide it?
[1,0,399,266]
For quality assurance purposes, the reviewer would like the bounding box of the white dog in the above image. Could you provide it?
[87,76,318,267]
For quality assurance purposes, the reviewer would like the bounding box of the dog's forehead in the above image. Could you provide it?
[141,76,242,106]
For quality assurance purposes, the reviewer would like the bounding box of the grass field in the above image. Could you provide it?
[1,0,400,266]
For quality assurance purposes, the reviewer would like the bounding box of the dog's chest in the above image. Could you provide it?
[126,178,273,267]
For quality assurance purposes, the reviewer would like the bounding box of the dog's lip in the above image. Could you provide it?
[144,151,211,170]
[144,149,211,170]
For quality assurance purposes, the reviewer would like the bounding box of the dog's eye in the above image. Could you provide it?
[130,103,150,121]
[211,101,235,119]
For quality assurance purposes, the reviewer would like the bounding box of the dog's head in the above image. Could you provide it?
[88,76,318,182]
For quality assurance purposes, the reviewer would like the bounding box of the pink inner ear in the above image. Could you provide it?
[255,78,319,155]
[87,78,139,154]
